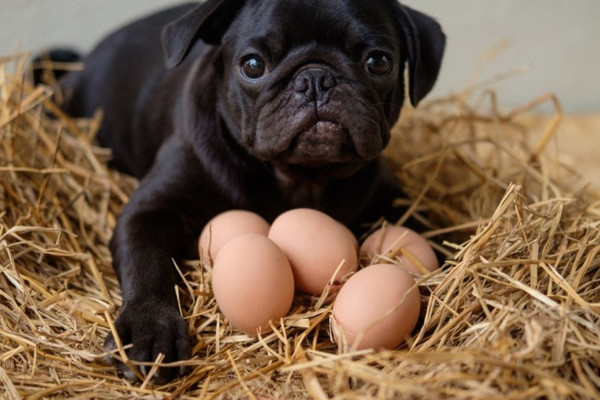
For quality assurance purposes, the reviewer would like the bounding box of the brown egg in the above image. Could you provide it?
[268,208,358,295]
[360,225,438,275]
[211,234,294,335]
[199,210,270,262]
[331,263,421,350]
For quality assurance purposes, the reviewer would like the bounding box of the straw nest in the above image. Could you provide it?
[1,54,599,399]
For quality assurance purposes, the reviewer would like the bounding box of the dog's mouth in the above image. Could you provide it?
[250,98,386,179]
[270,120,365,179]
[285,120,355,165]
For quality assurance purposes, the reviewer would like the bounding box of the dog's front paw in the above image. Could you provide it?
[104,301,191,383]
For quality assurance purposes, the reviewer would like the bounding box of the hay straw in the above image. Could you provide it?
[1,53,599,399]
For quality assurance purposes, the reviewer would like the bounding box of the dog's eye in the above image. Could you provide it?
[365,52,392,76]
[241,55,267,80]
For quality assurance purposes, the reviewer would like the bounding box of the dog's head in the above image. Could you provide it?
[163,0,445,179]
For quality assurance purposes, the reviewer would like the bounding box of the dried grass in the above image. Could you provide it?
[1,53,599,399]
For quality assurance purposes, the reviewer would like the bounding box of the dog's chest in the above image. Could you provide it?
[276,174,325,210]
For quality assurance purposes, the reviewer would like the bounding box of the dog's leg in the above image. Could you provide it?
[104,138,224,383]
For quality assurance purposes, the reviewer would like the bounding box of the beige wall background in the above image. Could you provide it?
[1,0,599,113]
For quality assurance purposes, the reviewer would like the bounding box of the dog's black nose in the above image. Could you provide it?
[293,68,336,102]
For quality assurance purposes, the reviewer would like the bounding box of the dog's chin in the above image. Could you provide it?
[288,121,353,160]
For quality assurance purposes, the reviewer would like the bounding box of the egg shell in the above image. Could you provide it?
[211,234,294,335]
[199,210,270,262]
[331,263,421,350]
[360,226,438,275]
[268,208,358,295]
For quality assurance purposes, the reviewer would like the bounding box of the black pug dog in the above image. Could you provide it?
[49,0,444,382]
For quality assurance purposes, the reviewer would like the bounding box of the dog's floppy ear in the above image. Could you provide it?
[396,5,446,106]
[162,0,247,69]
